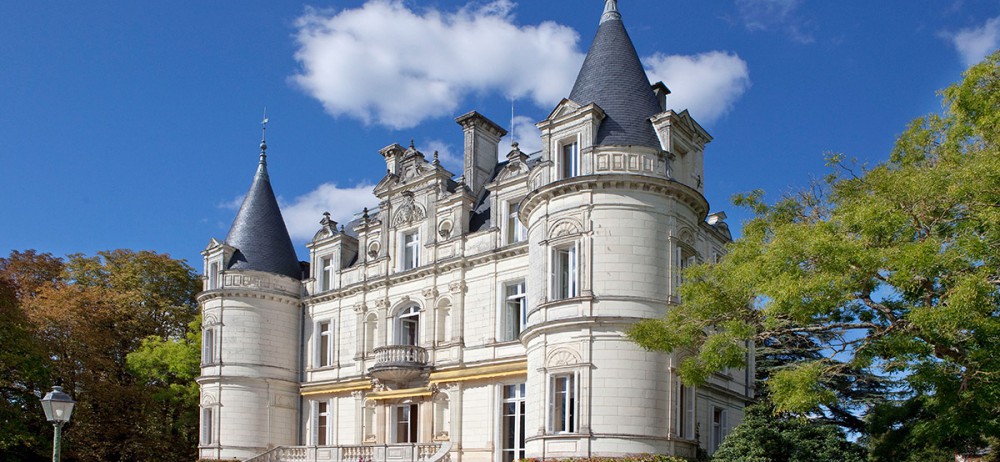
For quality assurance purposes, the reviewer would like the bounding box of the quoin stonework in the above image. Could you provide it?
[197,2,752,461]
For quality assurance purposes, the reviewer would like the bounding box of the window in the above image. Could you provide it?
[201,407,213,445]
[398,306,420,346]
[674,245,697,300]
[502,281,527,341]
[548,374,576,433]
[202,328,215,365]
[677,383,695,439]
[394,404,418,443]
[506,200,527,245]
[319,255,334,292]
[502,384,526,462]
[317,321,333,368]
[552,244,579,300]
[402,230,420,270]
[712,407,728,451]
[561,142,579,179]
[208,262,219,290]
[316,401,330,446]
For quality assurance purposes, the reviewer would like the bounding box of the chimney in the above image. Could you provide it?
[455,111,507,197]
[652,81,671,112]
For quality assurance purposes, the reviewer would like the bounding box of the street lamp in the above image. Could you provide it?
[40,386,75,462]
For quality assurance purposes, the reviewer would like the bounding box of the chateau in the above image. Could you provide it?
[197,2,751,461]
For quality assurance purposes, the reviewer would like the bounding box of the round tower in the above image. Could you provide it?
[197,137,304,461]
[520,1,715,459]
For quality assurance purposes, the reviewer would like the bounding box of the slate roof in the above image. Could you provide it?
[224,153,303,280]
[568,2,663,150]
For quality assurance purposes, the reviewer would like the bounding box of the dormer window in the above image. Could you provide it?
[506,200,527,245]
[319,255,334,292]
[561,142,580,179]
[402,230,421,270]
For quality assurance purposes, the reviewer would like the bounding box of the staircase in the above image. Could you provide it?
[243,442,453,462]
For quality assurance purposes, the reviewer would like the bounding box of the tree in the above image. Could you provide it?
[9,249,201,462]
[711,402,865,462]
[0,251,60,460]
[126,315,202,462]
[630,51,1000,457]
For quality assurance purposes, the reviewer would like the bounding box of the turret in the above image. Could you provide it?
[521,1,723,459]
[198,129,304,461]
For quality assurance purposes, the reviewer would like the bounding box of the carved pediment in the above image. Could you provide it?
[392,192,427,227]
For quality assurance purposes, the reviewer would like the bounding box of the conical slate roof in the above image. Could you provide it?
[568,0,663,150]
[224,150,302,280]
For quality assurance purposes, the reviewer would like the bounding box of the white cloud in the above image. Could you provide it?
[422,140,462,172]
[501,115,543,156]
[279,183,379,240]
[291,0,584,129]
[644,52,751,124]
[945,16,1000,66]
[735,0,814,43]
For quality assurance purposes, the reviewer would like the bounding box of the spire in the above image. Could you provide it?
[224,123,302,280]
[601,0,621,23]
[569,1,663,150]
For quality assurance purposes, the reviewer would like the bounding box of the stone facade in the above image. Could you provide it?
[197,2,751,461]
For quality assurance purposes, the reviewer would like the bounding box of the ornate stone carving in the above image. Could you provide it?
[353,302,368,313]
[549,218,583,239]
[422,287,439,299]
[547,348,582,367]
[448,281,467,294]
[312,212,338,242]
[351,390,366,400]
[392,192,426,227]
[374,298,390,311]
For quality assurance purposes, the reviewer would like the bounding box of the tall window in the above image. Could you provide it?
[712,407,728,451]
[502,281,527,341]
[398,306,420,346]
[502,383,526,462]
[677,383,695,439]
[402,231,420,270]
[549,374,576,433]
[208,262,219,290]
[319,255,334,292]
[553,244,579,300]
[316,401,330,446]
[317,321,333,368]
[506,201,527,245]
[201,407,213,445]
[394,404,418,443]
[561,142,579,179]
[202,328,215,365]
[675,245,697,300]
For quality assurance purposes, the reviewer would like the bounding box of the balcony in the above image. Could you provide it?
[369,345,429,383]
[244,442,452,462]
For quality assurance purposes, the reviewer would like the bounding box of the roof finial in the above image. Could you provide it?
[259,108,269,164]
[601,0,621,23]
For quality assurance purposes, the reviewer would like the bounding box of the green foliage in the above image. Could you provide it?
[629,51,1000,456]
[1,249,201,462]
[520,455,689,462]
[712,403,865,462]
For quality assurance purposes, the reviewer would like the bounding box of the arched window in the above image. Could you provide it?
[397,306,420,346]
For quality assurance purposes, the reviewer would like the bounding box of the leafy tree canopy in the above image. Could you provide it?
[630,52,1000,456]
[711,403,866,462]
[2,249,201,462]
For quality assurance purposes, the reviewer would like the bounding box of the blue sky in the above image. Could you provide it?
[2,0,998,269]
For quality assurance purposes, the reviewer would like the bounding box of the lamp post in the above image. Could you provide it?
[40,385,75,462]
